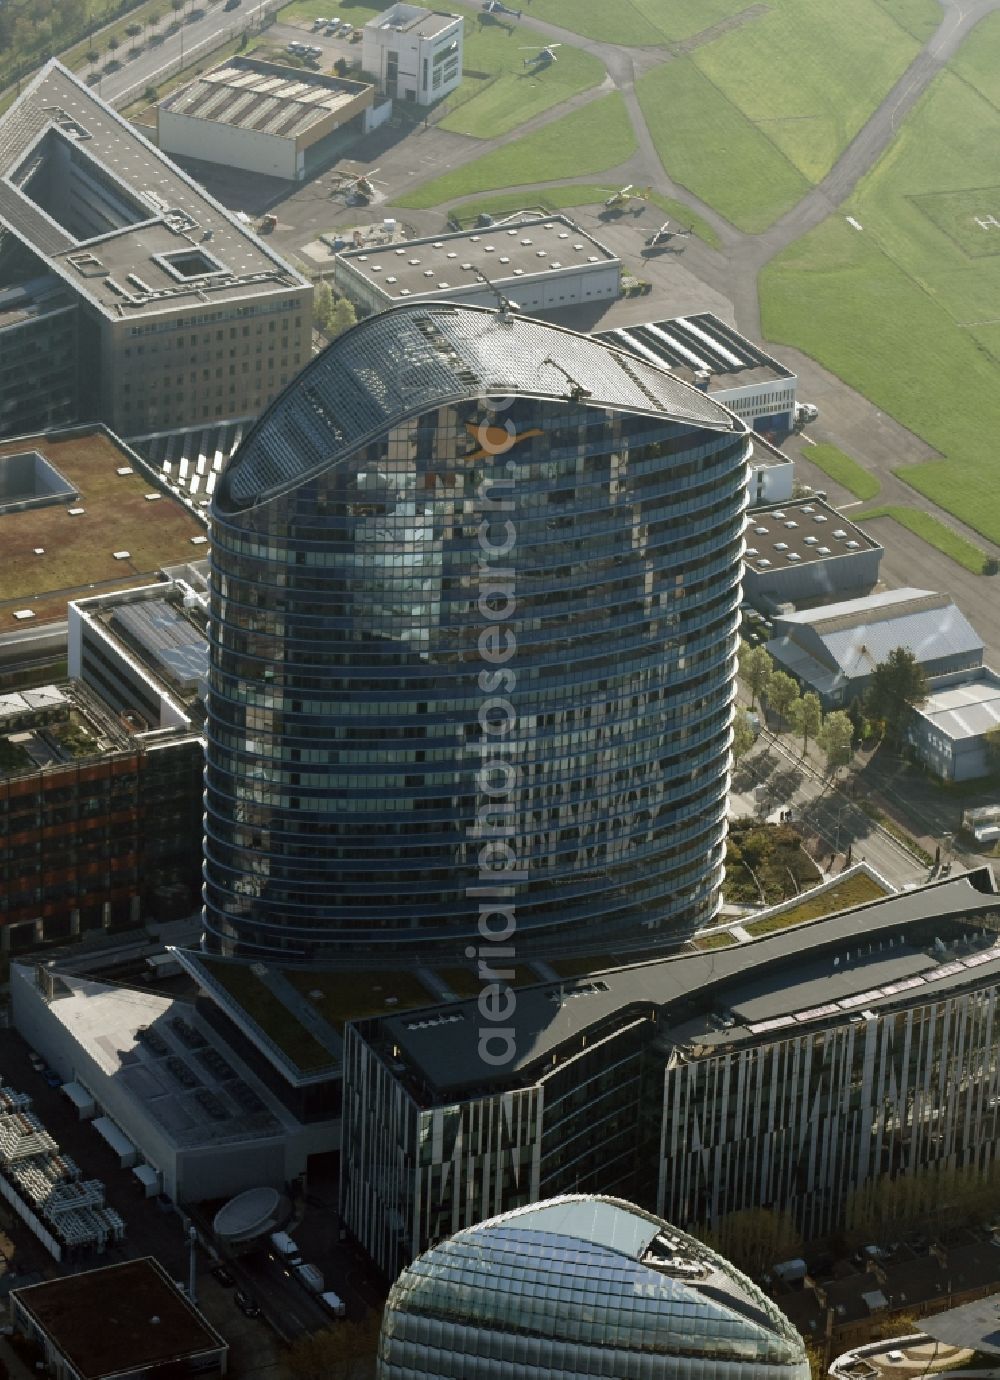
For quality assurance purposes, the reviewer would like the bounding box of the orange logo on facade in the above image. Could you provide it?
[463,421,543,463]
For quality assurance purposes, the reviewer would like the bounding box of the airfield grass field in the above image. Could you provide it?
[635,61,809,234]
[856,506,989,574]
[633,0,925,230]
[282,0,603,138]
[394,92,636,209]
[761,39,1000,547]
[438,9,606,138]
[804,444,881,502]
[443,185,722,247]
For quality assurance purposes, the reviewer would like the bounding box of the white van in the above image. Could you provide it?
[320,1291,346,1317]
[269,1230,299,1259]
[294,1263,324,1294]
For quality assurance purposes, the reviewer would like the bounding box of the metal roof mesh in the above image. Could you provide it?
[219,304,738,509]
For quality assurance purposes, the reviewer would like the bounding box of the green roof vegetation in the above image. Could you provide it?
[745,872,889,937]
[691,931,737,951]
[434,965,544,997]
[0,431,204,627]
[200,961,336,1073]
[282,968,437,1032]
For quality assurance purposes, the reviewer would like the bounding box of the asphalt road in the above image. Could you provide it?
[98,0,284,107]
[732,732,930,891]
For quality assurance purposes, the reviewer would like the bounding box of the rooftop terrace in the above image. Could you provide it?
[0,428,206,626]
[13,1257,226,1379]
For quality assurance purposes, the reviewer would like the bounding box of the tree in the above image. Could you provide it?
[107,34,119,50]
[864,647,928,743]
[126,21,142,36]
[790,691,822,756]
[283,1316,380,1380]
[766,670,799,723]
[739,640,773,709]
[86,48,100,64]
[984,725,1000,771]
[313,279,334,332]
[699,1207,801,1278]
[731,707,756,764]
[818,710,854,777]
[329,295,357,338]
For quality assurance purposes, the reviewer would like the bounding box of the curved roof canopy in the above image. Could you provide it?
[216,303,740,512]
[386,1193,807,1363]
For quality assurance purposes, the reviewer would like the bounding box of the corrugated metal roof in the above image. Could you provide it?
[916,672,1000,742]
[217,303,740,511]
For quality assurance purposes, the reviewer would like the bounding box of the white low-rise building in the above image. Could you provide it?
[334,214,621,314]
[363,3,463,106]
[157,57,374,181]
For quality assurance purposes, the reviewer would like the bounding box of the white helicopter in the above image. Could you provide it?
[520,42,562,65]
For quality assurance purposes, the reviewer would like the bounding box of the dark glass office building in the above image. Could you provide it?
[204,304,749,962]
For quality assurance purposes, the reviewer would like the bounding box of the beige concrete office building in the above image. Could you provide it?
[0,61,312,437]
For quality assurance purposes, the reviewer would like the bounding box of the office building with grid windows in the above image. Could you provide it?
[376,1196,810,1380]
[204,303,750,962]
[0,61,312,439]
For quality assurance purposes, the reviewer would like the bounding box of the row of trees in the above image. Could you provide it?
[736,642,854,774]
[314,281,357,339]
[736,640,930,773]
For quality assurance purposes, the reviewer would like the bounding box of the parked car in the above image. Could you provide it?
[312,16,328,28]
[223,0,241,9]
[41,1068,63,1088]
[211,1265,235,1287]
[234,1290,260,1318]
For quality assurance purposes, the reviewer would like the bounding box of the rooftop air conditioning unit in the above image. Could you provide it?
[833,529,848,538]
[774,542,789,551]
[845,540,860,549]
[757,558,772,568]
[788,552,802,562]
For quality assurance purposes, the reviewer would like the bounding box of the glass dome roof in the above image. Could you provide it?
[379,1195,810,1378]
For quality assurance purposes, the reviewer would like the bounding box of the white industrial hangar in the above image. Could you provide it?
[157,57,374,181]
[334,214,621,314]
[598,313,798,437]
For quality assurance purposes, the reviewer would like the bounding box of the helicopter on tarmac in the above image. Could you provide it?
[603,184,651,210]
[483,0,522,15]
[645,220,693,248]
[520,42,561,65]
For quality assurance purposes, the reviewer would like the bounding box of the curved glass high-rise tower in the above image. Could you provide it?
[204,304,749,962]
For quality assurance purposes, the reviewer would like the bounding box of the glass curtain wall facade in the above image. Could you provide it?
[377,1196,811,1380]
[205,304,749,962]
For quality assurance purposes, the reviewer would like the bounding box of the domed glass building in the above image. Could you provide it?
[204,304,749,963]
[378,1195,810,1379]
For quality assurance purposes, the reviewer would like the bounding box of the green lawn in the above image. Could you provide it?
[857,505,988,573]
[875,0,943,42]
[507,0,667,45]
[636,61,809,233]
[439,9,605,139]
[394,92,636,209]
[447,184,619,222]
[633,0,922,231]
[804,443,881,501]
[761,60,1000,546]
